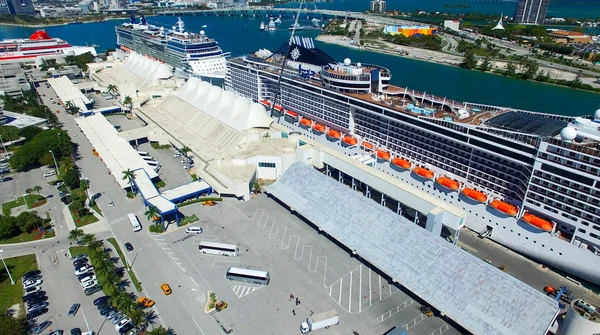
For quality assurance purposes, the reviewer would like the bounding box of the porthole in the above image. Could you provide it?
[542,244,545,248]
[503,226,506,229]
[525,237,528,240]
[559,252,562,256]
[510,230,513,232]
[518,233,521,236]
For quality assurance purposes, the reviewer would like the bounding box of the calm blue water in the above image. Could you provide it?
[0,14,599,116]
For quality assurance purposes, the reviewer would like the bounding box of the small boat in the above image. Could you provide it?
[461,188,487,203]
[260,22,265,31]
[327,129,341,139]
[313,123,326,133]
[202,24,208,28]
[267,19,276,31]
[285,110,298,118]
[361,141,374,150]
[343,136,358,146]
[259,99,270,107]
[435,176,460,191]
[412,166,434,180]
[300,118,313,127]
[376,150,390,161]
[521,212,553,232]
[391,158,411,170]
[275,17,282,24]
[489,200,519,217]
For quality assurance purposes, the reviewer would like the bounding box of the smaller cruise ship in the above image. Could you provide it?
[267,19,276,31]
[0,31,96,62]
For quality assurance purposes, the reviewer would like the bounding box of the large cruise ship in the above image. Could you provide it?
[0,30,96,62]
[225,37,600,285]
[115,15,229,79]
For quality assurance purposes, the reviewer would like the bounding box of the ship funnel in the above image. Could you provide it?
[140,15,147,25]
[129,12,136,24]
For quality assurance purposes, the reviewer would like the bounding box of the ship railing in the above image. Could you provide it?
[545,137,600,157]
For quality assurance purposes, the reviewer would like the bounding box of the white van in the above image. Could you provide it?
[43,171,56,178]
[185,226,203,234]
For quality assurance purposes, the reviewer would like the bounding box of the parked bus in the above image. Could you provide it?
[137,151,149,156]
[198,241,239,257]
[225,267,270,285]
[146,161,159,167]
[128,213,142,232]
[142,156,155,161]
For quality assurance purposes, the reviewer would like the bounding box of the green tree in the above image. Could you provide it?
[123,95,133,114]
[81,233,96,246]
[0,125,20,142]
[520,59,539,80]
[68,227,84,244]
[0,216,19,240]
[147,326,170,335]
[25,188,32,196]
[504,61,518,77]
[19,125,42,142]
[63,168,81,190]
[460,49,477,69]
[33,185,42,195]
[534,70,550,82]
[107,84,118,98]
[145,206,160,222]
[0,313,28,335]
[9,129,72,171]
[17,211,43,232]
[122,169,135,188]
[478,55,492,72]
[60,157,76,174]
[180,146,191,157]
[591,54,600,68]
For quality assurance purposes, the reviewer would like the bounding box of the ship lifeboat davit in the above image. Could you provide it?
[489,200,519,217]
[300,118,312,127]
[521,212,553,232]
[259,99,271,107]
[313,123,326,133]
[412,167,434,180]
[391,158,411,170]
[435,176,460,191]
[362,141,374,150]
[284,110,298,119]
[376,150,390,161]
[343,136,358,146]
[327,130,341,140]
[461,188,487,203]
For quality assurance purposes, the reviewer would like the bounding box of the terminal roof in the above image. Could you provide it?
[266,162,559,335]
[485,111,567,137]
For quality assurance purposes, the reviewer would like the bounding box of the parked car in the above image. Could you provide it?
[100,307,114,317]
[73,259,88,268]
[81,280,99,290]
[49,330,64,335]
[70,328,82,335]
[80,275,97,284]
[43,171,56,178]
[77,272,95,281]
[23,291,46,302]
[31,320,52,334]
[68,303,81,317]
[26,307,48,320]
[75,266,92,276]
[107,200,114,207]
[24,286,42,295]
[73,254,87,262]
[93,296,110,306]
[124,242,133,252]
[23,270,41,279]
[23,279,42,289]
[25,295,48,306]
[111,313,122,324]
[27,302,49,313]
[138,297,155,307]
[185,226,203,234]
[115,318,132,331]
[118,323,134,334]
[85,285,102,296]
[106,310,118,320]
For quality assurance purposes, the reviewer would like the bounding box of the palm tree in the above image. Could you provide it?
[147,327,171,335]
[145,206,160,223]
[25,188,33,196]
[87,239,103,252]
[107,84,118,98]
[122,169,135,190]
[68,228,84,245]
[127,308,147,326]
[180,146,191,157]
[64,100,75,114]
[81,233,96,246]
[123,95,133,114]
[252,178,264,194]
[60,157,75,174]
[33,185,42,195]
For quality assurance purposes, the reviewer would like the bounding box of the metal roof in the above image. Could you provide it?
[485,111,567,137]
[265,162,559,335]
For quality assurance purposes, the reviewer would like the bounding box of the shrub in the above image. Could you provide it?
[180,214,199,227]
[150,142,171,150]
[154,180,166,189]
[149,224,164,233]
[126,191,135,199]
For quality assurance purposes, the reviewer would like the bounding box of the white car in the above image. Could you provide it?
[23,279,42,289]
[80,275,97,284]
[115,317,132,331]
[43,171,56,178]
[75,266,92,276]
[107,200,114,207]
[81,280,99,290]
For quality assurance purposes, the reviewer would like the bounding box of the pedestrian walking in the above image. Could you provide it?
[293,309,296,316]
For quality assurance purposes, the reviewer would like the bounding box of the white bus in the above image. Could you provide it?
[225,267,270,285]
[198,241,239,257]
[128,213,142,232]
[137,151,149,156]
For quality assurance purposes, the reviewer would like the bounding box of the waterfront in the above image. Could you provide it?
[1,14,599,115]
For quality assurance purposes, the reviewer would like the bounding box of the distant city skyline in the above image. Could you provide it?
[513,0,550,24]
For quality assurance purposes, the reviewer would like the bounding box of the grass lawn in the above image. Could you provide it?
[0,228,55,244]
[68,246,89,258]
[0,254,38,313]
[69,204,99,228]
[1,195,47,216]
[91,203,103,217]
[107,238,143,292]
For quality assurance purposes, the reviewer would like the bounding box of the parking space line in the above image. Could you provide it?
[369,268,372,307]
[359,265,362,313]
[376,298,414,322]
[348,268,353,312]
[429,324,450,335]
[379,276,382,302]
[192,317,205,335]
[338,278,343,304]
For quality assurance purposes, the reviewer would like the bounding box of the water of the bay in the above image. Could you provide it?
[0,13,599,116]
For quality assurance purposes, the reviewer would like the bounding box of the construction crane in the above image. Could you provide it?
[268,0,305,118]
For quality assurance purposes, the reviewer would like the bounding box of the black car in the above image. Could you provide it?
[96,302,109,310]
[26,307,48,320]
[70,328,82,335]
[93,296,110,305]
[31,320,52,334]
[73,260,88,268]
[100,307,113,316]
[25,295,48,305]
[23,270,41,280]
[77,272,94,281]
[119,322,134,334]
[23,291,46,302]
[85,285,102,296]
[124,243,133,252]
[24,275,42,282]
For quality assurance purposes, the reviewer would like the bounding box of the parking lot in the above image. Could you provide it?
[154,195,460,335]
[104,114,146,133]
[135,143,193,189]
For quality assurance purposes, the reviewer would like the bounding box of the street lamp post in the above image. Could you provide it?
[0,250,15,285]
[49,150,59,175]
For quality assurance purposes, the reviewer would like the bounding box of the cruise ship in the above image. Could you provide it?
[115,15,229,79]
[225,37,600,285]
[0,31,96,62]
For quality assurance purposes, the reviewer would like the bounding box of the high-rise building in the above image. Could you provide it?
[514,0,549,25]
[0,0,11,15]
[6,0,35,15]
[370,0,386,13]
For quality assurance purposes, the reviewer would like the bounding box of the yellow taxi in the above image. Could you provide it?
[161,283,172,295]
[138,297,155,307]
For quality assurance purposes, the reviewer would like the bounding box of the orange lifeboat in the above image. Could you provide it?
[327,130,341,139]
[522,212,553,232]
[274,105,284,112]
[489,200,519,217]
[362,141,374,150]
[435,176,460,191]
[412,167,434,180]
[285,110,298,118]
[300,118,313,127]
[391,158,411,170]
[313,124,326,133]
[461,188,487,203]
[259,99,271,107]
[376,150,390,161]
[343,136,358,146]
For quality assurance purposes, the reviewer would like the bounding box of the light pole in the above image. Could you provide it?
[49,150,59,175]
[0,250,15,285]
[0,135,7,157]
